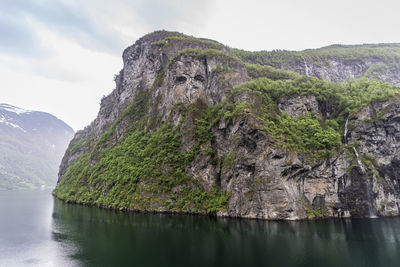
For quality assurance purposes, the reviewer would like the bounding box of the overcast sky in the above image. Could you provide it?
[1,0,400,131]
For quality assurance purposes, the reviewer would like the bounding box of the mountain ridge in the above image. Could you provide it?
[54,31,400,220]
[0,103,74,189]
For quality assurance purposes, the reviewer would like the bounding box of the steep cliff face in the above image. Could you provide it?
[216,95,400,219]
[54,31,400,220]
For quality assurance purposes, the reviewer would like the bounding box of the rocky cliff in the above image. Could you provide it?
[54,31,400,220]
[232,43,400,85]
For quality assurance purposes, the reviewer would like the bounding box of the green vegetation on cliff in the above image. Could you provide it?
[231,76,399,158]
[54,91,230,214]
[231,43,400,69]
[245,63,300,80]
[167,48,240,68]
[153,35,224,50]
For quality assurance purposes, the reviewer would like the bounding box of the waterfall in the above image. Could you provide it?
[352,147,377,218]
[302,57,310,76]
[352,147,366,174]
[343,117,349,144]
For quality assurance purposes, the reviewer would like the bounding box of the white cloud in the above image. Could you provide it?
[1,0,400,131]
[197,0,400,51]
[0,20,122,131]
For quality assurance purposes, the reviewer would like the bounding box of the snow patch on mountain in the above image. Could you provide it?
[0,104,32,115]
[0,114,26,132]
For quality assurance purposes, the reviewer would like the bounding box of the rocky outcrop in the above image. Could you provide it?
[278,94,321,117]
[287,58,400,85]
[211,95,400,219]
[348,98,400,216]
[55,31,400,220]
[234,44,400,85]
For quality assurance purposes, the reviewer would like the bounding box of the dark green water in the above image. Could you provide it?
[1,190,400,267]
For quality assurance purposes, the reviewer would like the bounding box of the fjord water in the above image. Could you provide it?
[1,190,400,267]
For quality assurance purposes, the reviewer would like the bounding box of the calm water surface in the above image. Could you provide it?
[1,190,400,267]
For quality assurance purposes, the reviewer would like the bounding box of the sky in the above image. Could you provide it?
[1,0,400,131]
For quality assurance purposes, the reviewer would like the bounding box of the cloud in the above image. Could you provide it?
[0,13,45,57]
[0,0,218,83]
[0,0,126,57]
[0,0,217,59]
[130,0,215,33]
[0,0,132,83]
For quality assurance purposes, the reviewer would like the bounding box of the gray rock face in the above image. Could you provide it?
[293,58,400,84]
[278,95,321,117]
[238,45,400,85]
[159,54,246,113]
[194,95,400,220]
[348,98,400,216]
[58,32,400,219]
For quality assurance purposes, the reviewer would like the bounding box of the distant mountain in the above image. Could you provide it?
[0,104,74,189]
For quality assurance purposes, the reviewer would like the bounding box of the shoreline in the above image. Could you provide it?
[52,192,389,222]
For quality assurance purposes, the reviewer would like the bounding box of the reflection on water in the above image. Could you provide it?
[1,190,400,267]
[51,198,400,267]
[0,190,76,267]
